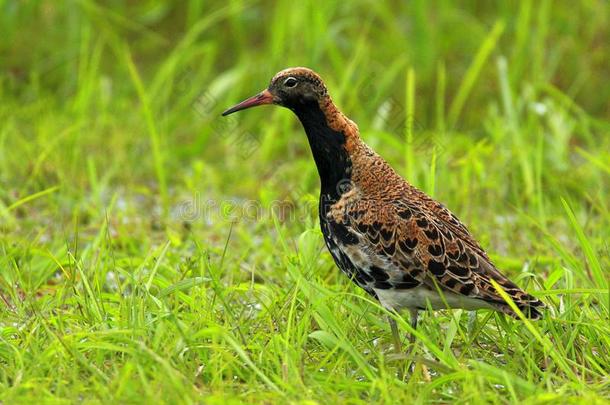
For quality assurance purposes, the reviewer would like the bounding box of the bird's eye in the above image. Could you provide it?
[283,77,298,88]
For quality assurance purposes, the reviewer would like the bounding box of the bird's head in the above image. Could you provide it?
[222,67,328,116]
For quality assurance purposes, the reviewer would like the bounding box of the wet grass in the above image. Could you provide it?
[1,1,609,403]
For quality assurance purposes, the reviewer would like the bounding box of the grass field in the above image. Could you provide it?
[1,1,610,403]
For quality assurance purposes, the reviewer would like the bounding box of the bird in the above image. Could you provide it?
[222,67,544,350]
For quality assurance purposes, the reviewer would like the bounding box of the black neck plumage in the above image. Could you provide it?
[292,101,352,202]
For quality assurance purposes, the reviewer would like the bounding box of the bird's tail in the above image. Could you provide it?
[497,299,545,320]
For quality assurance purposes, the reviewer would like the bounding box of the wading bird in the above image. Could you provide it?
[222,67,544,350]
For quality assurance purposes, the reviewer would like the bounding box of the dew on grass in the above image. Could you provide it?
[195,364,205,377]
[116,195,128,211]
[245,302,262,312]
[105,271,118,291]
[531,102,548,116]
[494,214,517,225]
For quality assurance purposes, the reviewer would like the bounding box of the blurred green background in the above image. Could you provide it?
[1,1,609,403]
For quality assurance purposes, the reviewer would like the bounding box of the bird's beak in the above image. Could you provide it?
[221,89,274,116]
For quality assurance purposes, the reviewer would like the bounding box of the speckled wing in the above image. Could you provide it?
[341,193,545,318]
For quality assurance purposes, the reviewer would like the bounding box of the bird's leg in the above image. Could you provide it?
[387,314,408,380]
[387,310,418,353]
[408,309,419,344]
[387,315,402,354]
[405,310,419,371]
[386,310,422,381]
[406,309,430,380]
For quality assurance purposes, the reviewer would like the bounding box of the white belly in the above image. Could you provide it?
[374,286,495,312]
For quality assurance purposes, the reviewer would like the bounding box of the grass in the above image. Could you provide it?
[1,1,610,403]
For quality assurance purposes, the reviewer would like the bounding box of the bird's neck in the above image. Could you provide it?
[292,99,355,201]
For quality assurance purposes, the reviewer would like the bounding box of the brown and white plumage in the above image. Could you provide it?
[222,67,544,343]
[325,140,543,319]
